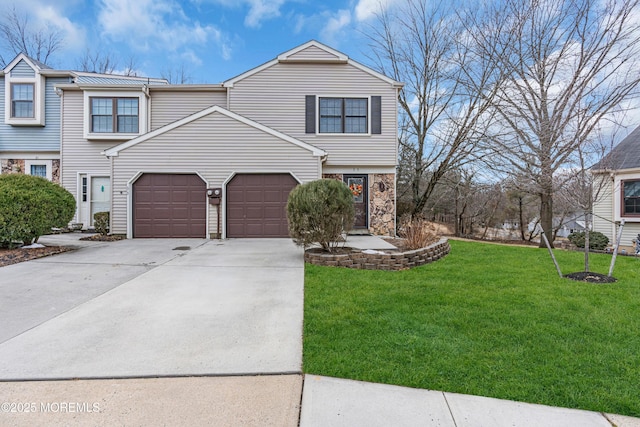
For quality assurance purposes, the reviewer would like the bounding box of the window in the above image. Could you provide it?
[11,84,34,118]
[622,180,640,216]
[25,160,52,181]
[319,98,367,133]
[90,97,139,133]
[82,177,88,202]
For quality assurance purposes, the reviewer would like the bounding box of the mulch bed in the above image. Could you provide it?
[79,234,125,242]
[0,246,73,267]
[565,271,617,283]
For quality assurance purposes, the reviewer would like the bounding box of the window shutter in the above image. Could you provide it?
[305,95,316,134]
[371,96,381,134]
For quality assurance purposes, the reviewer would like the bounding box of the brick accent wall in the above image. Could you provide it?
[304,238,450,270]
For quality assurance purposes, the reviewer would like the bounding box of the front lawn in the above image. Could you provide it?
[303,240,640,417]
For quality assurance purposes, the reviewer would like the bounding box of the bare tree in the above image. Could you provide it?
[0,6,63,66]
[77,48,118,74]
[365,0,507,217]
[161,64,192,84]
[485,0,640,247]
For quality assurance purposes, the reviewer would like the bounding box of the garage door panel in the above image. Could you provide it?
[226,173,297,238]
[133,174,206,238]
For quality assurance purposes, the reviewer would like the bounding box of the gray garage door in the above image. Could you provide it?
[133,173,206,238]
[226,173,298,238]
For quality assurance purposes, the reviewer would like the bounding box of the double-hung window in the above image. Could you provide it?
[90,97,139,133]
[319,97,368,134]
[622,180,640,216]
[11,83,34,118]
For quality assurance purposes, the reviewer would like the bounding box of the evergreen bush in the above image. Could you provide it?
[93,212,109,235]
[0,174,75,247]
[287,179,355,252]
[567,231,609,250]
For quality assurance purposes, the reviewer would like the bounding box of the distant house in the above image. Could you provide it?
[591,125,640,249]
[527,213,589,238]
[0,53,166,184]
[55,40,403,238]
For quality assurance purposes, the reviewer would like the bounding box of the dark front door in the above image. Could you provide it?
[344,175,368,229]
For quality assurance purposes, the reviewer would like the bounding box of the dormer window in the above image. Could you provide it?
[3,56,45,126]
[11,83,34,118]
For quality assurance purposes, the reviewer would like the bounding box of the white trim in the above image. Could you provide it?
[223,40,402,89]
[75,173,110,228]
[103,105,327,157]
[126,171,210,239]
[316,95,372,136]
[25,159,52,181]
[277,40,348,62]
[0,153,60,159]
[83,90,148,140]
[322,166,396,174]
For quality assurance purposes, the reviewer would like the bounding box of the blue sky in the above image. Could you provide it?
[4,0,397,83]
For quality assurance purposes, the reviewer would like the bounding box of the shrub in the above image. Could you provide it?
[398,215,438,250]
[567,231,609,250]
[93,211,109,235]
[287,179,355,252]
[0,174,75,247]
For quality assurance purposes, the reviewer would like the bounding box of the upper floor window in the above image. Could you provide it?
[11,83,34,118]
[90,97,139,133]
[622,180,640,216]
[319,97,367,133]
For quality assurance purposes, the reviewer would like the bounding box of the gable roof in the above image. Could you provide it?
[592,125,640,171]
[3,53,52,74]
[223,40,403,88]
[103,105,327,158]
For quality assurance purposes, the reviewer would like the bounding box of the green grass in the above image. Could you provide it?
[303,240,640,417]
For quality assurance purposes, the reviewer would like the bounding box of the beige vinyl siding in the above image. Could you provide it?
[110,112,321,235]
[228,62,397,167]
[150,90,227,130]
[61,91,114,217]
[287,45,340,61]
[592,175,614,242]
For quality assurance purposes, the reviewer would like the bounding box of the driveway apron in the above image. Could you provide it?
[0,238,303,380]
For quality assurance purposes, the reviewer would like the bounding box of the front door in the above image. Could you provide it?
[344,175,368,229]
[90,177,111,225]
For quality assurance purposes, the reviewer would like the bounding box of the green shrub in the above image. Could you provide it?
[287,179,355,252]
[0,174,75,247]
[93,211,109,235]
[567,231,609,250]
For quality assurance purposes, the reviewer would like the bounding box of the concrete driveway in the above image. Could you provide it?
[0,235,303,380]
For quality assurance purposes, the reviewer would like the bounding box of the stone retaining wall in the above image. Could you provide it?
[304,238,450,270]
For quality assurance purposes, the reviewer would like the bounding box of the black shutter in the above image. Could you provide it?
[371,96,381,134]
[305,95,316,134]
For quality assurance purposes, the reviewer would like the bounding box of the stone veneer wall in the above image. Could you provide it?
[322,173,396,236]
[304,238,450,270]
[0,158,61,184]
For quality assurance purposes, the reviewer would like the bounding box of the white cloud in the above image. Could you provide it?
[244,0,286,28]
[98,0,231,57]
[321,9,352,44]
[354,0,399,22]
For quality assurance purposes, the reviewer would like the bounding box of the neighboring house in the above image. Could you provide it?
[0,53,166,185]
[56,41,402,238]
[528,214,589,238]
[592,125,640,250]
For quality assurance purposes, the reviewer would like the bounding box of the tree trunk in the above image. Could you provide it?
[584,212,590,272]
[539,192,554,248]
[518,196,526,241]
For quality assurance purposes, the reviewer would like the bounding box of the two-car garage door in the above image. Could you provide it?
[132,173,296,238]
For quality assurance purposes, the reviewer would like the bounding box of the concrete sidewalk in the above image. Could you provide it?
[1,375,638,426]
